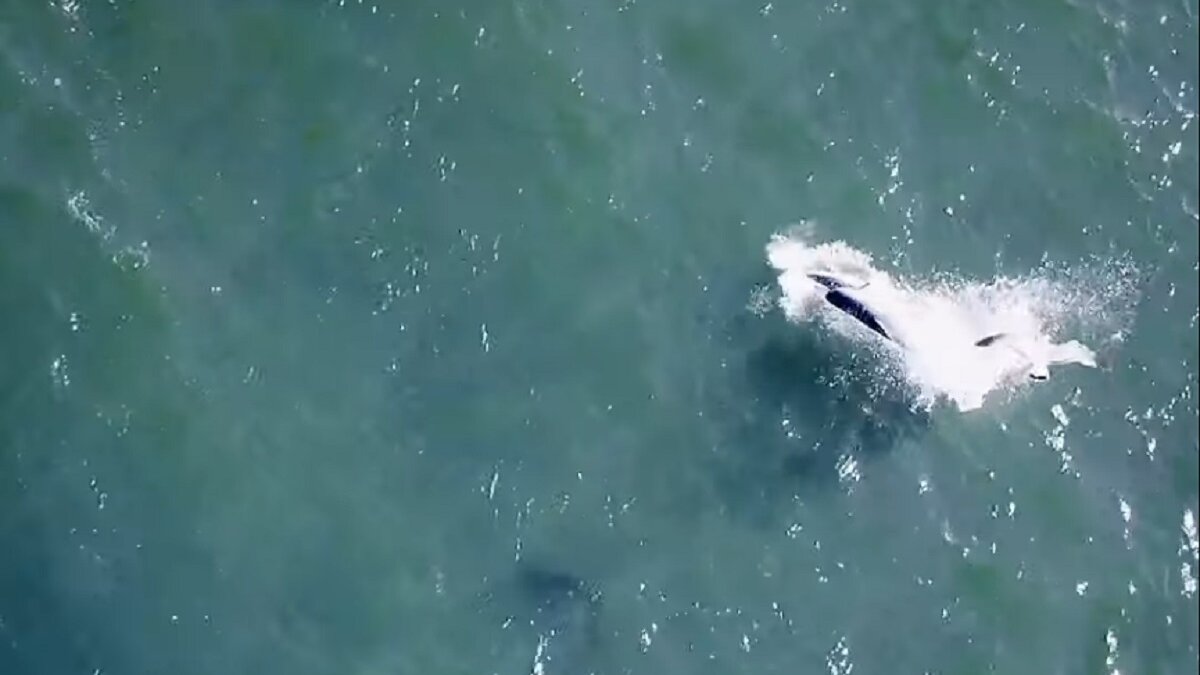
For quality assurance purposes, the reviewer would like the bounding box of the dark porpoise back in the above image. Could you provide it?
[824,289,891,341]
[805,273,891,341]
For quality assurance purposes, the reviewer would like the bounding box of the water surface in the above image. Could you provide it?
[1,1,1197,673]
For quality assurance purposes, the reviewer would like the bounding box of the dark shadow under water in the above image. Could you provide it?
[703,286,933,528]
[475,563,605,674]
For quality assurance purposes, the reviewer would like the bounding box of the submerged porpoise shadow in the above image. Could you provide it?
[475,563,604,673]
[706,285,932,526]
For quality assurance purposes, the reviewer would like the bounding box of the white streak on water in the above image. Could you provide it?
[530,633,549,675]
[1045,404,1077,476]
[486,469,499,501]
[1182,509,1198,597]
[1184,509,1198,557]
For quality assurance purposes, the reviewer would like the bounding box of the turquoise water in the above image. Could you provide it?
[1,0,1196,673]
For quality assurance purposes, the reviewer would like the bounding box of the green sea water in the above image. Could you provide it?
[1,1,1197,673]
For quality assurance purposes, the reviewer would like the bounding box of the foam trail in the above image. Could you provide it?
[765,231,1137,411]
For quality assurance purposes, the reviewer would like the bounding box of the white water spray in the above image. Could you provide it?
[765,230,1137,411]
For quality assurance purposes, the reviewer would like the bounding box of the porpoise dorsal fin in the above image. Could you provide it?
[974,333,1008,347]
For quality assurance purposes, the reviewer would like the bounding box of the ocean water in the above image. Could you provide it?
[0,0,1196,673]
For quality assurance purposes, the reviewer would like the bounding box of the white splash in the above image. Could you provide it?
[1105,627,1122,674]
[67,190,114,241]
[765,230,1136,411]
[917,474,932,494]
[50,354,70,388]
[1118,497,1133,544]
[835,453,861,487]
[1183,509,1198,558]
[825,636,854,675]
[638,624,656,652]
[57,0,82,24]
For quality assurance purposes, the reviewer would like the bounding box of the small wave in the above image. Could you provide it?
[764,230,1138,411]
